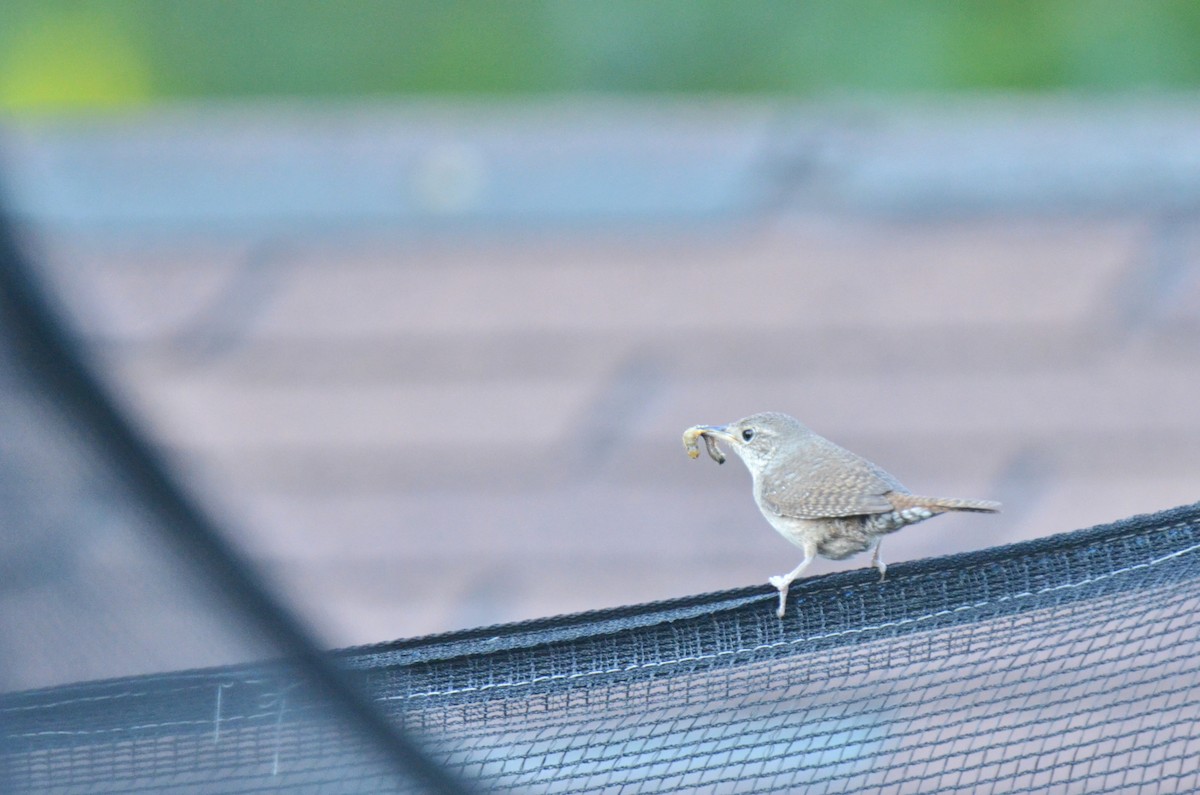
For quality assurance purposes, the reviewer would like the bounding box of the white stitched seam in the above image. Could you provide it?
[1,678,270,716]
[383,535,1200,702]
[11,711,279,739]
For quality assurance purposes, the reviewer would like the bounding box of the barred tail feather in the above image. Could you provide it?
[890,493,1001,514]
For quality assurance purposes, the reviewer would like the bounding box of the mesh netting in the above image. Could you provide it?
[5,501,1200,793]
[1,158,1197,793]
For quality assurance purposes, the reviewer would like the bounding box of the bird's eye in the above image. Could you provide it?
[742,428,755,442]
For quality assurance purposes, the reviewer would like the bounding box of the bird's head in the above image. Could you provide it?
[689,412,810,473]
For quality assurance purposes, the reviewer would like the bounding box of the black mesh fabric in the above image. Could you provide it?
[1,156,1197,793]
[0,200,464,793]
[5,501,1200,793]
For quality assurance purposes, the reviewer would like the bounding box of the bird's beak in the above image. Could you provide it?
[695,424,738,444]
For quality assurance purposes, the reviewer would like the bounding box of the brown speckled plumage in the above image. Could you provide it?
[683,411,1000,618]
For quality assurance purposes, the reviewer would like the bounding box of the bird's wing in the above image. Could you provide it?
[759,438,905,519]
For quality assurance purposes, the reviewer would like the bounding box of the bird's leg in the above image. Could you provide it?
[870,541,887,582]
[768,542,817,618]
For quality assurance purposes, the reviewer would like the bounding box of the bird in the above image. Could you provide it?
[683,412,1000,618]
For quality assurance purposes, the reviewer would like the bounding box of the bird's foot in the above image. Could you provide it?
[870,548,887,582]
[768,575,791,618]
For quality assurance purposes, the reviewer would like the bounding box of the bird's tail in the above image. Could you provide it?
[891,493,1001,514]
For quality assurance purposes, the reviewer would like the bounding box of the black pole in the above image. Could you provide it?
[0,208,476,794]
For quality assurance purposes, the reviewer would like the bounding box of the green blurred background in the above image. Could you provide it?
[2,0,1199,112]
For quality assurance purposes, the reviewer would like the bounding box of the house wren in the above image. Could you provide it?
[684,412,1000,618]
